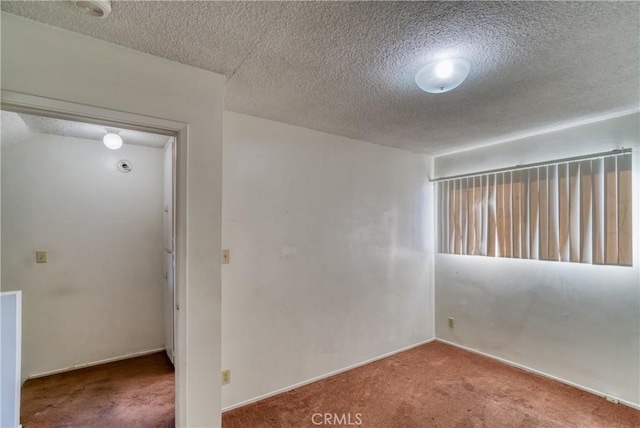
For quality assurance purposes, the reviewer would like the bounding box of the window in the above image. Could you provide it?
[437,152,633,266]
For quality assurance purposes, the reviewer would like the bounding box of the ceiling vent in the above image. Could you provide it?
[72,0,112,18]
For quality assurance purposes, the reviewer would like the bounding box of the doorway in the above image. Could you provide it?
[0,107,178,427]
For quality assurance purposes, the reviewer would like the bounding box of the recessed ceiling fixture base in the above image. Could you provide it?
[73,0,112,18]
[117,159,132,173]
[415,58,470,94]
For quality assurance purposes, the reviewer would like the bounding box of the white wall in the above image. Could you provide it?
[1,13,224,426]
[222,112,434,409]
[434,112,640,178]
[2,133,164,379]
[0,291,21,428]
[434,112,640,407]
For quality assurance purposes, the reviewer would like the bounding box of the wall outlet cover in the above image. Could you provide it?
[605,395,619,404]
[36,251,47,263]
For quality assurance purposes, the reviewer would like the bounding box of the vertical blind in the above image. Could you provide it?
[437,152,633,266]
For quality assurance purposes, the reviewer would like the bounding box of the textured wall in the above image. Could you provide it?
[222,112,434,409]
[434,113,640,407]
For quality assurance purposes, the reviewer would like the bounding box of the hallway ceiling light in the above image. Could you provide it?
[72,0,112,18]
[415,58,470,94]
[103,132,123,150]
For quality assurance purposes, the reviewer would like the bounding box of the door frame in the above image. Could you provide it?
[163,137,177,364]
[1,89,187,423]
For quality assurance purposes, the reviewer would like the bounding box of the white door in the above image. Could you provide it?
[163,139,175,364]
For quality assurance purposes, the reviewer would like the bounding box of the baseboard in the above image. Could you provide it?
[26,348,165,381]
[436,338,640,411]
[222,338,436,412]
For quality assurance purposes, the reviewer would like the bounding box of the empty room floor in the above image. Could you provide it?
[223,342,640,428]
[20,352,174,428]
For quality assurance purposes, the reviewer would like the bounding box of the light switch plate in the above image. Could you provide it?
[221,369,231,385]
[448,317,455,329]
[36,251,47,263]
[222,249,230,264]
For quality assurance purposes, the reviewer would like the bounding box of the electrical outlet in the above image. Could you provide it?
[36,251,47,263]
[605,395,619,404]
[222,249,230,264]
[448,317,455,329]
[221,369,231,385]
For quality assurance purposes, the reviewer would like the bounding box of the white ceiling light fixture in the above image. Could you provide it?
[72,0,112,18]
[415,58,471,94]
[103,132,123,150]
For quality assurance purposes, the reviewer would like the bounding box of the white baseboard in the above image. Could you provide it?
[222,338,436,412]
[26,348,166,381]
[436,338,640,411]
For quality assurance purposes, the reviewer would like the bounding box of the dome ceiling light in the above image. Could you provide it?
[103,132,123,150]
[415,58,471,94]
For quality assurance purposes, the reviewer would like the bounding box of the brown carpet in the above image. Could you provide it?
[223,341,640,428]
[21,352,174,428]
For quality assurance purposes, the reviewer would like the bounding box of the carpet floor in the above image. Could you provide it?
[20,352,174,428]
[223,341,640,428]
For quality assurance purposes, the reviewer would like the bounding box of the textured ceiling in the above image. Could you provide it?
[1,111,168,148]
[2,1,639,155]
[0,111,30,146]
